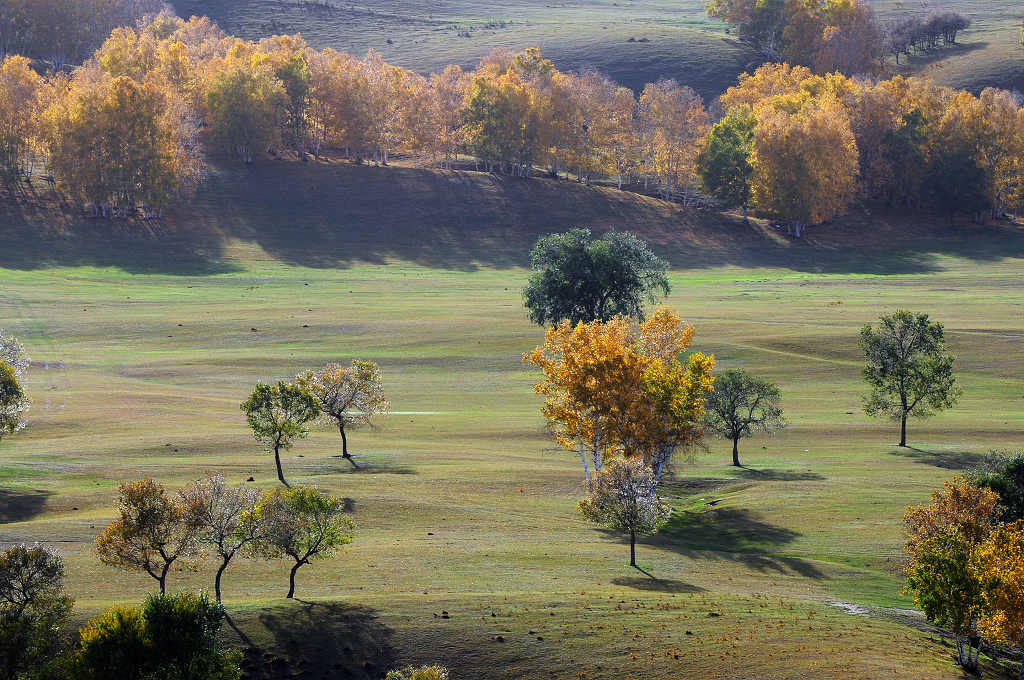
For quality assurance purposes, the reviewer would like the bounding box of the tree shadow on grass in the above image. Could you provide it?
[611,571,705,593]
[648,507,826,580]
[890,448,985,471]
[0,198,237,275]
[731,467,826,482]
[232,601,396,680]
[0,488,51,523]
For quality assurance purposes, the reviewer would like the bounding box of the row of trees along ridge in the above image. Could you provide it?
[1,10,1021,228]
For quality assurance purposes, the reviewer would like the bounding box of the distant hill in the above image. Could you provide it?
[170,0,1024,102]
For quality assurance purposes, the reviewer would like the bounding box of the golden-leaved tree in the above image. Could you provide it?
[0,55,42,186]
[750,95,859,235]
[45,70,196,216]
[524,307,714,490]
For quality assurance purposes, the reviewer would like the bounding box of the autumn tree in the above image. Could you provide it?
[697,105,756,220]
[860,310,960,447]
[523,229,670,326]
[205,49,287,164]
[525,308,714,489]
[903,477,1001,670]
[46,71,198,215]
[0,56,42,187]
[258,35,312,153]
[461,66,542,175]
[0,362,29,443]
[973,521,1024,679]
[241,380,320,487]
[637,352,716,483]
[428,65,470,169]
[179,474,263,602]
[903,476,1001,565]
[904,528,986,670]
[636,79,709,200]
[96,478,198,596]
[0,545,73,680]
[254,486,355,599]
[578,458,671,567]
[297,361,390,469]
[703,369,785,467]
[750,96,859,236]
[705,0,885,74]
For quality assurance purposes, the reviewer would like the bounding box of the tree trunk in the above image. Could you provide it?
[732,437,741,467]
[158,562,169,596]
[579,442,591,491]
[340,423,359,469]
[287,561,302,599]
[900,414,907,447]
[215,557,230,602]
[629,530,636,567]
[274,442,290,487]
[742,204,748,224]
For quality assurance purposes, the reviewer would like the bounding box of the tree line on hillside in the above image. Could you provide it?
[704,0,970,73]
[1,12,1022,228]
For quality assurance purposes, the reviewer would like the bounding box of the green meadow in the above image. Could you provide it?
[2,164,1023,677]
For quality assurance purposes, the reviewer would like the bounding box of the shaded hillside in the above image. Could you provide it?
[2,158,1023,275]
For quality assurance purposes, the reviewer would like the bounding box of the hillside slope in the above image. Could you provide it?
[2,158,1023,276]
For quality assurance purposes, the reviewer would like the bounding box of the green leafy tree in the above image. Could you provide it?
[74,606,150,680]
[859,310,960,447]
[904,528,985,671]
[697,106,756,221]
[925,146,991,222]
[254,486,355,599]
[577,458,671,567]
[974,450,1024,522]
[74,592,241,680]
[0,545,73,680]
[883,109,929,207]
[523,229,670,326]
[241,381,320,487]
[0,361,29,442]
[703,369,785,467]
[142,592,242,680]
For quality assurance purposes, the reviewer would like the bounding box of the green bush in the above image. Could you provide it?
[385,665,450,680]
[74,593,240,680]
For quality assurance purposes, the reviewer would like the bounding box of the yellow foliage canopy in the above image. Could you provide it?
[524,307,714,481]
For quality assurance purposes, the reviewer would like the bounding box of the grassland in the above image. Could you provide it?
[2,163,1024,678]
[169,0,1024,102]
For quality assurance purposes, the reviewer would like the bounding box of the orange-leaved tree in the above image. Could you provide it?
[524,307,713,489]
[902,476,1001,670]
[96,478,198,596]
[903,476,1001,564]
[973,521,1024,679]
